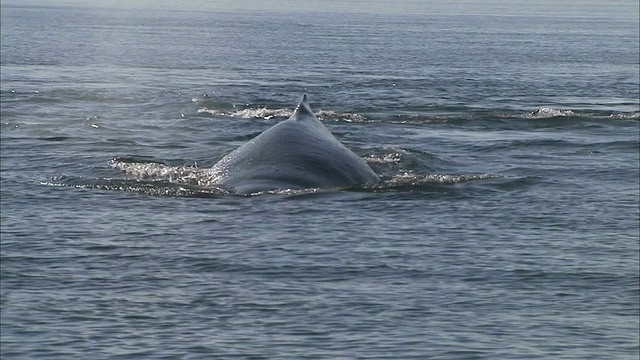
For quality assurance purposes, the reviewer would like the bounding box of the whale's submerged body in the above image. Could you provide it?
[211,95,380,194]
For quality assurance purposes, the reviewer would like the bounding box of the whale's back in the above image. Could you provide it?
[211,95,379,194]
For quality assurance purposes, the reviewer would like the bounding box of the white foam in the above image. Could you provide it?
[230,108,293,119]
[196,106,370,122]
[608,112,640,120]
[315,110,369,122]
[197,108,225,116]
[108,159,222,188]
[386,172,499,186]
[528,107,575,118]
[363,152,403,165]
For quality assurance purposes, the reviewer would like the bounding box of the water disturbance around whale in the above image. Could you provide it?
[210,95,381,194]
[2,2,638,359]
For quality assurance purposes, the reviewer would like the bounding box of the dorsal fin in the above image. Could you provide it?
[293,94,315,119]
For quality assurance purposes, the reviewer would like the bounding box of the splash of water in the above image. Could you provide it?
[108,158,221,188]
[528,107,575,118]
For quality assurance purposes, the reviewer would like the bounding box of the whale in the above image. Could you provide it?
[210,95,380,194]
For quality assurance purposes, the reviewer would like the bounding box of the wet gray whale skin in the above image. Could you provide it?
[211,95,380,194]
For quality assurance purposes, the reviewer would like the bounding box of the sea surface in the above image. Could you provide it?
[1,1,639,359]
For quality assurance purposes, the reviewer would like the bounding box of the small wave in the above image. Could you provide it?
[515,108,639,122]
[241,187,330,197]
[608,112,640,120]
[197,106,293,119]
[42,176,229,197]
[231,108,293,119]
[527,107,575,119]
[388,114,464,124]
[44,157,233,197]
[315,110,371,123]
[363,147,453,177]
[364,147,447,164]
[196,108,226,116]
[390,172,499,185]
[363,152,404,165]
[488,107,639,122]
[197,106,371,122]
[108,158,222,188]
[368,172,500,192]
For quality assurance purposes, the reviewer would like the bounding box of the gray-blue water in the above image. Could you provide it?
[1,1,639,358]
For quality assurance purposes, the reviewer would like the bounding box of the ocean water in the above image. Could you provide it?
[1,1,639,358]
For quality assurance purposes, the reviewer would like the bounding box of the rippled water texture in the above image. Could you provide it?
[1,1,639,359]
